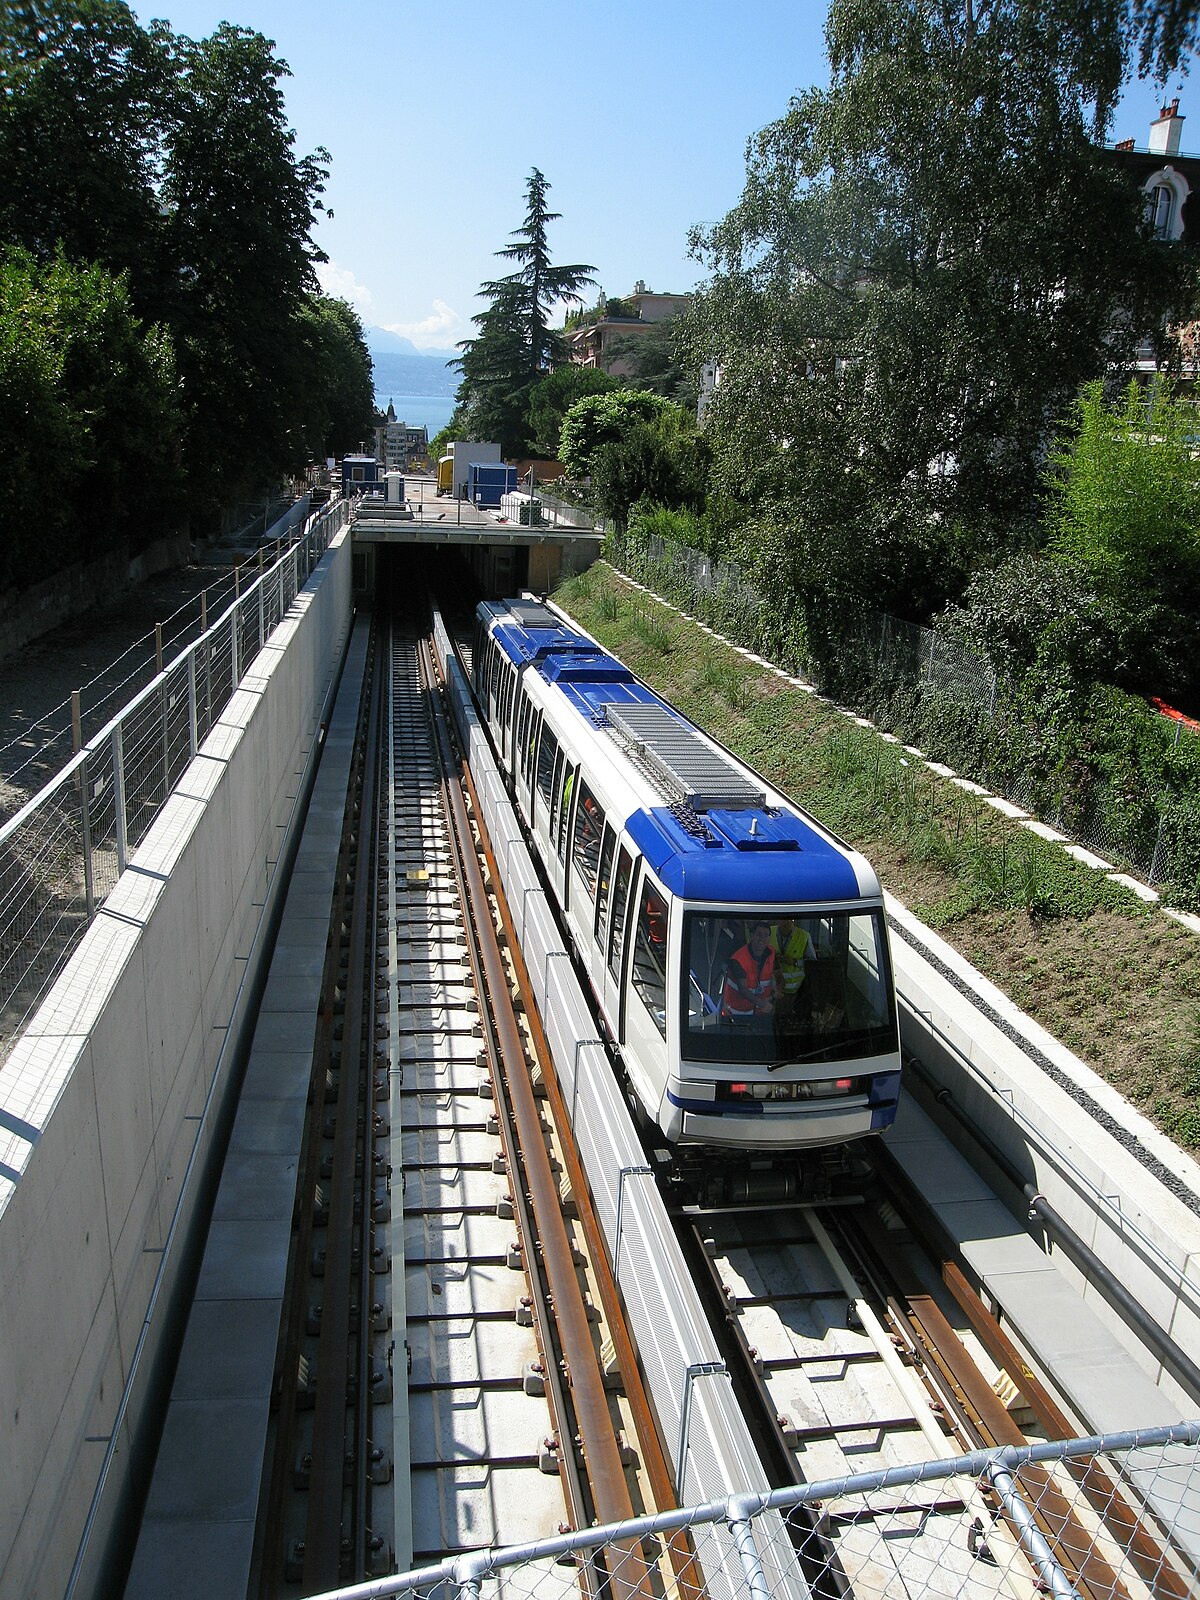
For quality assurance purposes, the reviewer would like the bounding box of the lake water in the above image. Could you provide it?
[373,391,457,437]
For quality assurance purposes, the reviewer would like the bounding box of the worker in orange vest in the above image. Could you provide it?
[721,921,776,1022]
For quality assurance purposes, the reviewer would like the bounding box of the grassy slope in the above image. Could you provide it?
[554,565,1200,1154]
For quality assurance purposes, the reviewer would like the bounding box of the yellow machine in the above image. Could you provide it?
[436,455,453,496]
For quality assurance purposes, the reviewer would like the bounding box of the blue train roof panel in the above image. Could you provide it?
[626,806,863,902]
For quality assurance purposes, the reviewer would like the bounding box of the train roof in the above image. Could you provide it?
[479,600,879,905]
[624,804,866,901]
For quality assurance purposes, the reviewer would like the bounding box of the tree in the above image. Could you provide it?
[453,170,595,455]
[1045,378,1200,699]
[157,23,330,519]
[0,248,181,585]
[559,390,676,478]
[484,169,596,380]
[0,1,173,306]
[295,295,376,463]
[525,365,619,458]
[681,0,1197,628]
[603,317,697,407]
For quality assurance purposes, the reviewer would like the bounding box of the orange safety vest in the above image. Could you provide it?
[722,944,775,1016]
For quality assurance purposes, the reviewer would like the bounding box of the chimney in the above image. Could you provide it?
[1150,97,1184,156]
[1114,137,1135,151]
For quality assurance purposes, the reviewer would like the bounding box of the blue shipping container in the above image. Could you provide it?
[469,463,517,508]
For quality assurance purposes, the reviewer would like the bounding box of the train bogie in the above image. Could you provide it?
[472,599,902,1152]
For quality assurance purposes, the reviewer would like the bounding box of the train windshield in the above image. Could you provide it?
[681,909,897,1066]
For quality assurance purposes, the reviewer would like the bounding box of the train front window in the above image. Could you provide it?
[681,909,896,1065]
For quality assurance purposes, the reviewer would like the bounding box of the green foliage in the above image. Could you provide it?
[295,296,376,462]
[603,316,697,407]
[453,171,595,456]
[0,247,182,584]
[679,0,1195,636]
[1045,379,1200,704]
[0,2,341,552]
[558,389,674,478]
[525,365,619,458]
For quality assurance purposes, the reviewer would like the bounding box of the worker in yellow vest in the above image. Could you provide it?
[770,917,811,1015]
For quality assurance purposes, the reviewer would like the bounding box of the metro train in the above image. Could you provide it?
[472,598,902,1154]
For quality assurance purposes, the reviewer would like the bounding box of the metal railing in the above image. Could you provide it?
[307,1421,1200,1600]
[0,498,350,1065]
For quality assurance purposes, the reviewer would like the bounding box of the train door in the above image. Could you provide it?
[623,867,670,1111]
[600,844,635,1035]
[533,721,560,864]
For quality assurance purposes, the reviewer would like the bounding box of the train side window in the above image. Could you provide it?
[549,747,566,839]
[630,883,669,1038]
[502,666,515,732]
[594,824,616,945]
[525,709,542,788]
[557,764,577,864]
[536,725,559,811]
[570,782,605,898]
[607,847,633,982]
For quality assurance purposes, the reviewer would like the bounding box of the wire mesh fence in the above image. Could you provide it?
[312,1422,1200,1600]
[0,499,348,1065]
[606,531,1200,903]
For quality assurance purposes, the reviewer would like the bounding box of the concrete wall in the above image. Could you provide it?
[0,530,353,1600]
[0,533,193,664]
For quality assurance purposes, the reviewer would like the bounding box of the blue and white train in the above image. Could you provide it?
[472,598,902,1153]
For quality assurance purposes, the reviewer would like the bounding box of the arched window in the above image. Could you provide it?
[1149,184,1173,240]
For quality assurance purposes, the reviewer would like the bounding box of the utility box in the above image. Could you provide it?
[450,440,501,500]
[385,470,404,504]
[469,462,518,508]
[341,454,380,496]
[500,490,543,526]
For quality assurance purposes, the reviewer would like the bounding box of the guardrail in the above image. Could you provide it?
[0,497,350,1065]
[306,1422,1200,1600]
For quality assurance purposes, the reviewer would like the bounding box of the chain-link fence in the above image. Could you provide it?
[0,498,349,1065]
[606,531,1200,904]
[310,1422,1200,1600]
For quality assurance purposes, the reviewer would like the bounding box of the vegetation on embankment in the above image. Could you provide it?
[555,563,1200,1156]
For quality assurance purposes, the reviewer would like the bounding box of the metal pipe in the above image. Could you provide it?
[989,1463,1080,1600]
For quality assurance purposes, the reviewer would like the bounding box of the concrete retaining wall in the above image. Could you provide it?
[0,533,193,665]
[0,530,353,1600]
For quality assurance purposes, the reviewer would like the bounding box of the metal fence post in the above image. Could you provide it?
[726,1495,773,1600]
[113,723,128,875]
[257,551,266,651]
[231,604,241,687]
[1148,808,1167,887]
[988,1463,1081,1599]
[187,649,198,761]
[71,690,95,917]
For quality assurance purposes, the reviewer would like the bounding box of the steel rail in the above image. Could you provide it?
[451,705,707,1600]
[421,632,650,1579]
[843,1188,1155,1600]
[942,1259,1196,1600]
[412,631,590,1548]
[304,635,385,1592]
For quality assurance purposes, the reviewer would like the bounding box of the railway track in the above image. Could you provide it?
[675,1169,1191,1600]
[245,584,1189,1599]
[253,594,681,1593]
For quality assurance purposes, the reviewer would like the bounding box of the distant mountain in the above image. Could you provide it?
[364,324,458,361]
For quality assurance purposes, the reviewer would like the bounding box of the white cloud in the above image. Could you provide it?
[387,298,464,349]
[316,260,375,313]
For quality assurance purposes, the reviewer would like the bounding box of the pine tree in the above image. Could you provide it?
[453,170,595,454]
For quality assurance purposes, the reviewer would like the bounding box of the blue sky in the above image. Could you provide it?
[139,0,1192,349]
